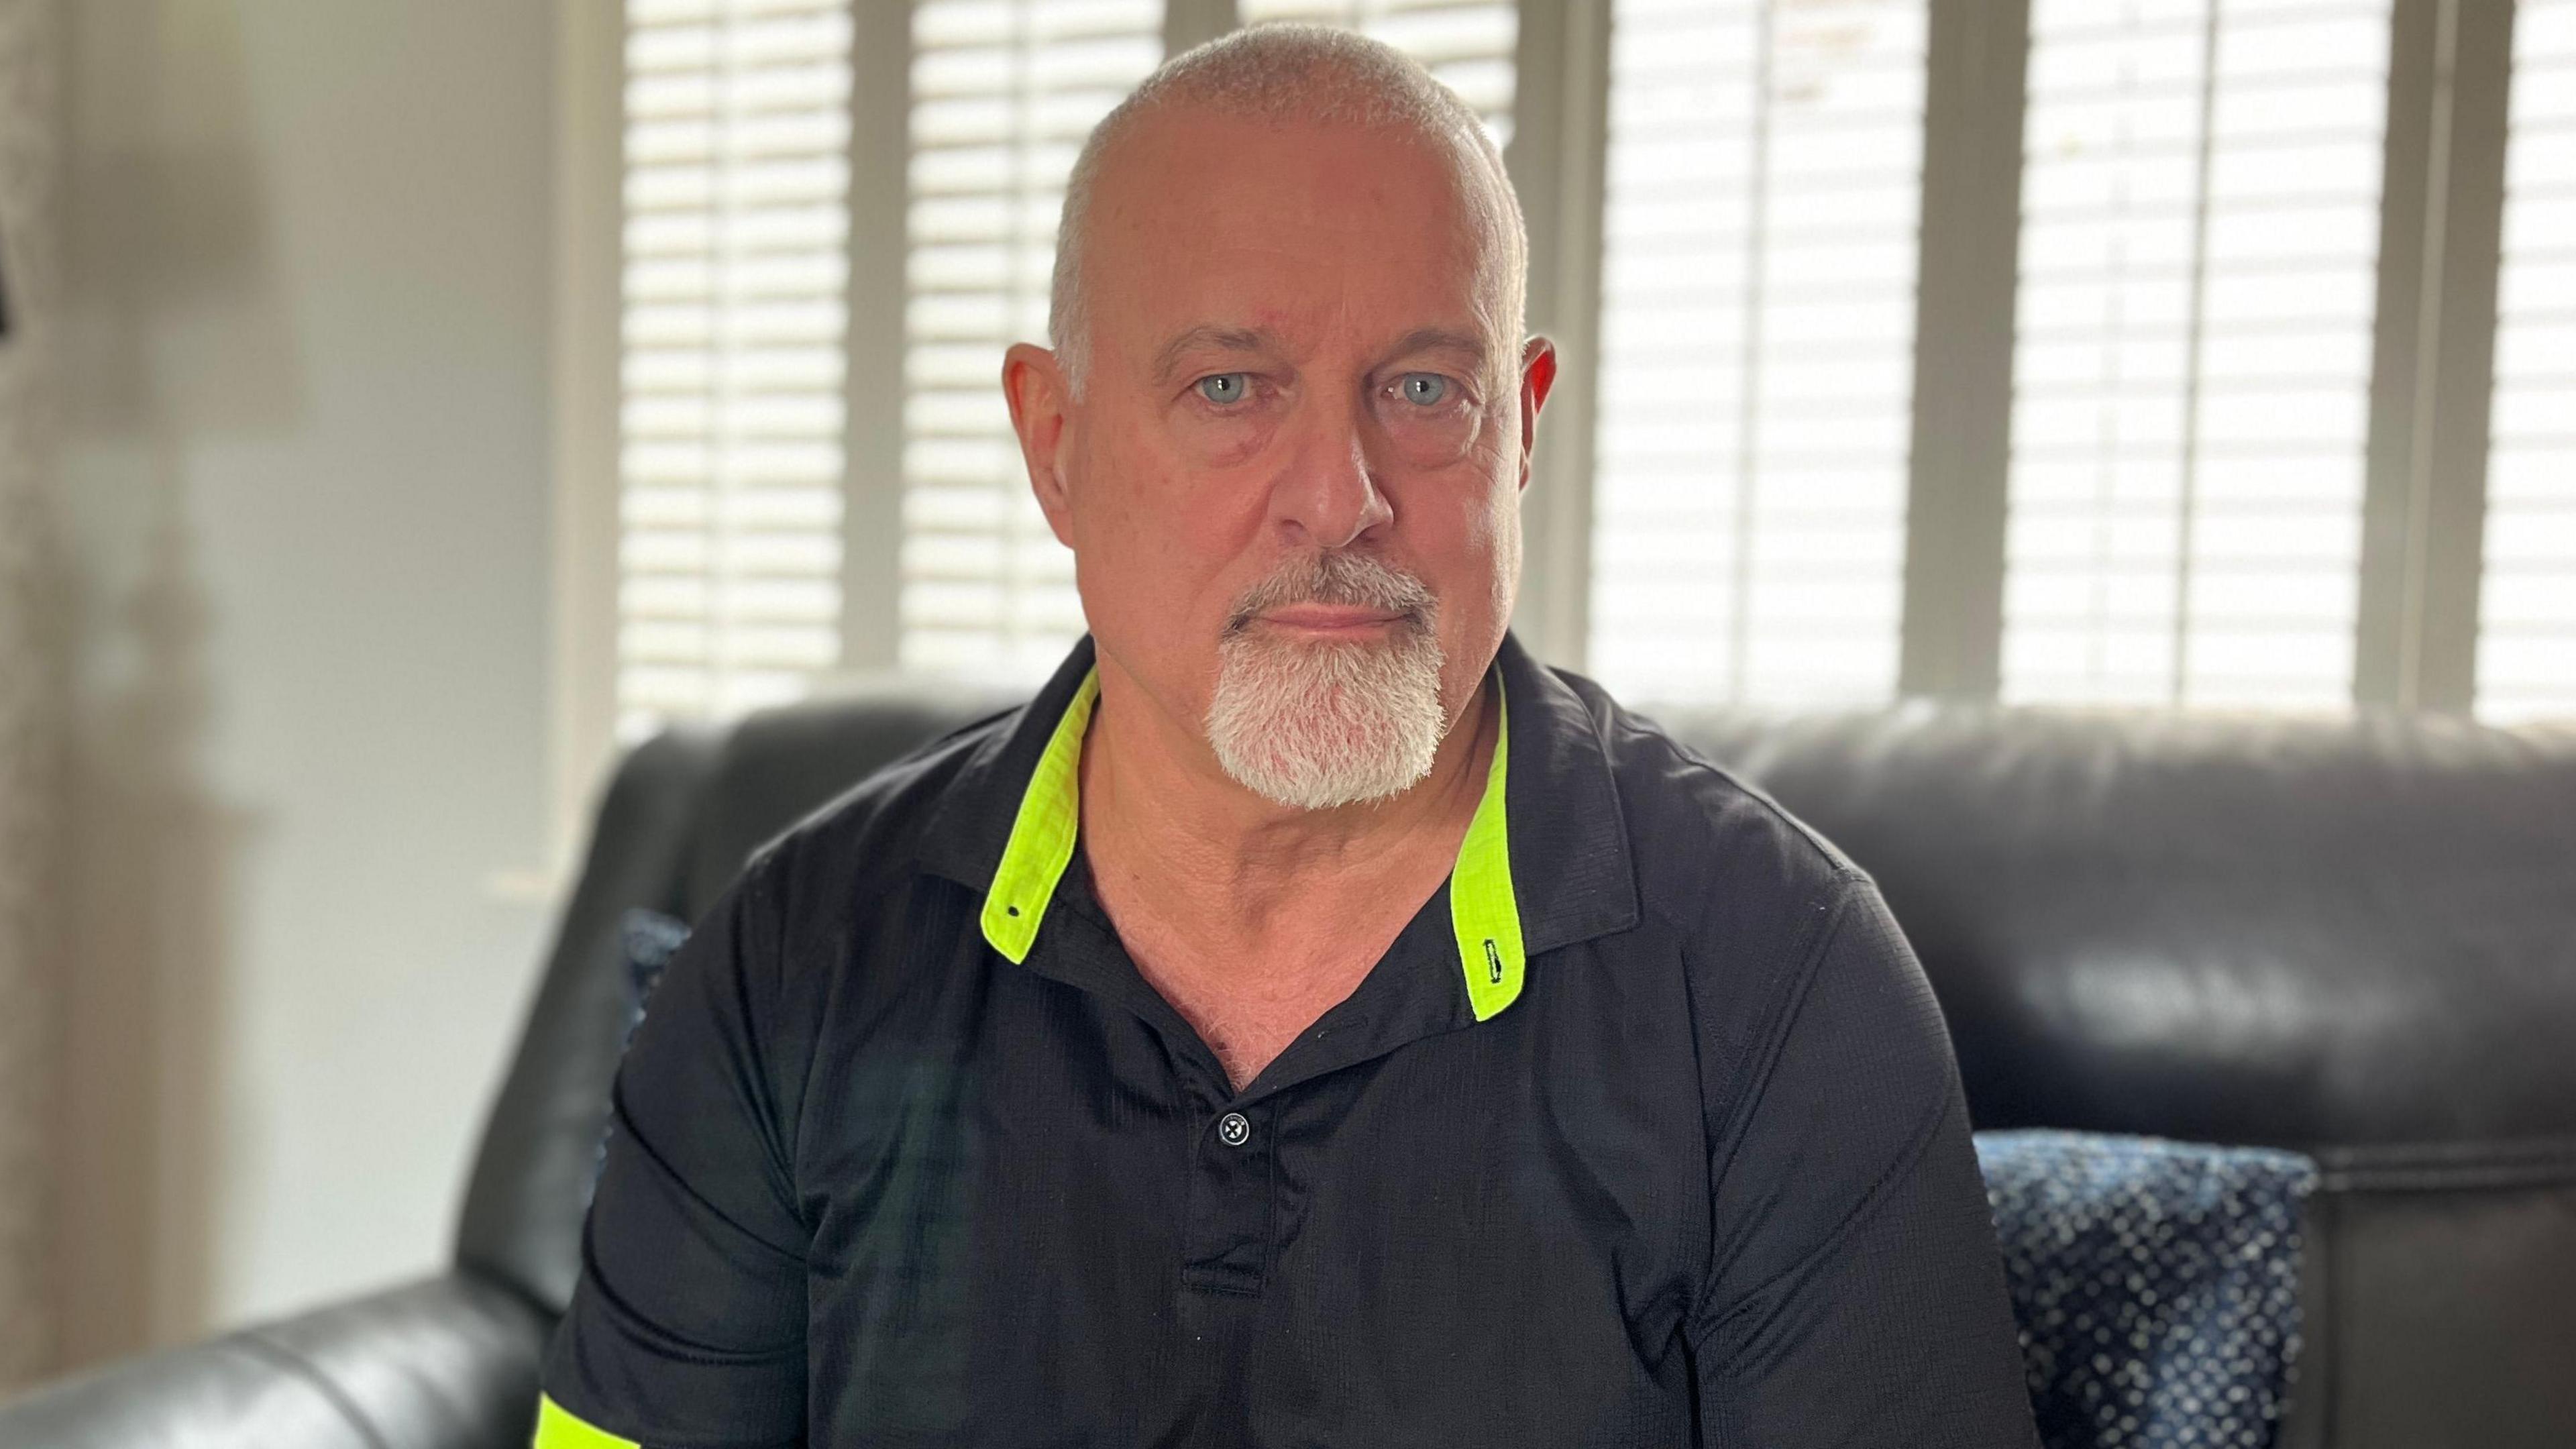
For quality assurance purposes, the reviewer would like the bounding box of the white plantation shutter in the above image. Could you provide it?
[1587,0,1929,706]
[1235,0,1518,149]
[618,0,853,740]
[2479,0,2576,720]
[900,0,1162,682]
[2002,1,2394,707]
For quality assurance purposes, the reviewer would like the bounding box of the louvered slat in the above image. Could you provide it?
[898,0,1160,682]
[2000,0,2394,708]
[618,0,852,739]
[1587,0,1928,706]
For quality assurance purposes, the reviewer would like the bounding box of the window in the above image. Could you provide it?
[2479,0,2576,720]
[899,0,1162,682]
[616,0,855,740]
[597,0,2576,738]
[2002,0,2394,707]
[1587,0,1930,706]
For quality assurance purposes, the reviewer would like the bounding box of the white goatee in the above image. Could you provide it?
[1204,551,1447,811]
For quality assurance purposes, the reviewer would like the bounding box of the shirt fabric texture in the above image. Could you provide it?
[537,632,2041,1448]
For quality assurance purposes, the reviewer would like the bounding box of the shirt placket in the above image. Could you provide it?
[1027,855,1479,1313]
[1181,1098,1275,1295]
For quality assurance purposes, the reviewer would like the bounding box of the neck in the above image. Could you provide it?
[1079,651,1496,941]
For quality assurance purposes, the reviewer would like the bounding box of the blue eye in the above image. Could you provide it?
[1197,373,1250,405]
[1399,373,1449,406]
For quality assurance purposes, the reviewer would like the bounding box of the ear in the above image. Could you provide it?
[1516,335,1558,492]
[1004,342,1079,547]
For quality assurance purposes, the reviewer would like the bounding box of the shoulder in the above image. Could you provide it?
[716,702,1023,971]
[1551,666,1866,947]
[1541,668,1927,1103]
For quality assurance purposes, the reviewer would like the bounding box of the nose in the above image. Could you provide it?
[1270,392,1394,551]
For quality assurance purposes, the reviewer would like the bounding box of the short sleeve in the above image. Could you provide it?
[1689,872,2039,1448]
[537,851,810,1448]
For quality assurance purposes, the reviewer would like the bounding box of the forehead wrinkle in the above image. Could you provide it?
[1102,159,1509,393]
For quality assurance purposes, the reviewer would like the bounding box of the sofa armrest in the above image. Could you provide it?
[0,1270,552,1449]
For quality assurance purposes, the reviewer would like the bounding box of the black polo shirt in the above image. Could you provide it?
[536,633,2039,1448]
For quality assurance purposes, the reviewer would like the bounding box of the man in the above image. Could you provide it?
[537,25,2039,1448]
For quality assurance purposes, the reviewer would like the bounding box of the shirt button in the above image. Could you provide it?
[1216,1112,1252,1148]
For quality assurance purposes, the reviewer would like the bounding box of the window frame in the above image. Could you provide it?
[2354,0,2518,711]
[840,0,911,674]
[1501,0,1613,667]
[1900,0,2030,700]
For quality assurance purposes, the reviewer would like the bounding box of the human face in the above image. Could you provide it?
[1004,106,1556,794]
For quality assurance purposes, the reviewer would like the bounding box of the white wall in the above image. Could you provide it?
[0,0,67,1393]
[55,0,559,1360]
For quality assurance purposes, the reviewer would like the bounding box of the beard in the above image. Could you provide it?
[1203,551,1448,811]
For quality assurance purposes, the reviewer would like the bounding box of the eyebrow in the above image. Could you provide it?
[1381,327,1491,373]
[1150,325,1280,386]
[1146,323,1499,387]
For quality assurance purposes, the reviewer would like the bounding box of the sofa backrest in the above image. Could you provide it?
[454,682,2576,1447]
[1664,704,2576,1148]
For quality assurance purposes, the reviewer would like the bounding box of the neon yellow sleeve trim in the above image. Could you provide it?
[981,667,1101,963]
[1451,673,1525,1022]
[533,1391,643,1449]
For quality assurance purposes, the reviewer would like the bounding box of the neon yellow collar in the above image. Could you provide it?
[536,1393,641,1448]
[978,670,1527,1022]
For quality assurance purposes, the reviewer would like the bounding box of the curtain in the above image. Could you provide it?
[0,0,62,1391]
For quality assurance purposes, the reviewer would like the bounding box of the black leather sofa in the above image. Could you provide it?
[5,680,2573,1448]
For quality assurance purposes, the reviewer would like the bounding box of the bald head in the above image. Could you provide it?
[1049,23,1528,396]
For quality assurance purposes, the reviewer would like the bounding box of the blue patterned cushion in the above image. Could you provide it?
[1974,1130,2319,1449]
[584,908,691,1206]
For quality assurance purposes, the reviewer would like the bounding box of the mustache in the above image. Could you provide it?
[1224,551,1438,636]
